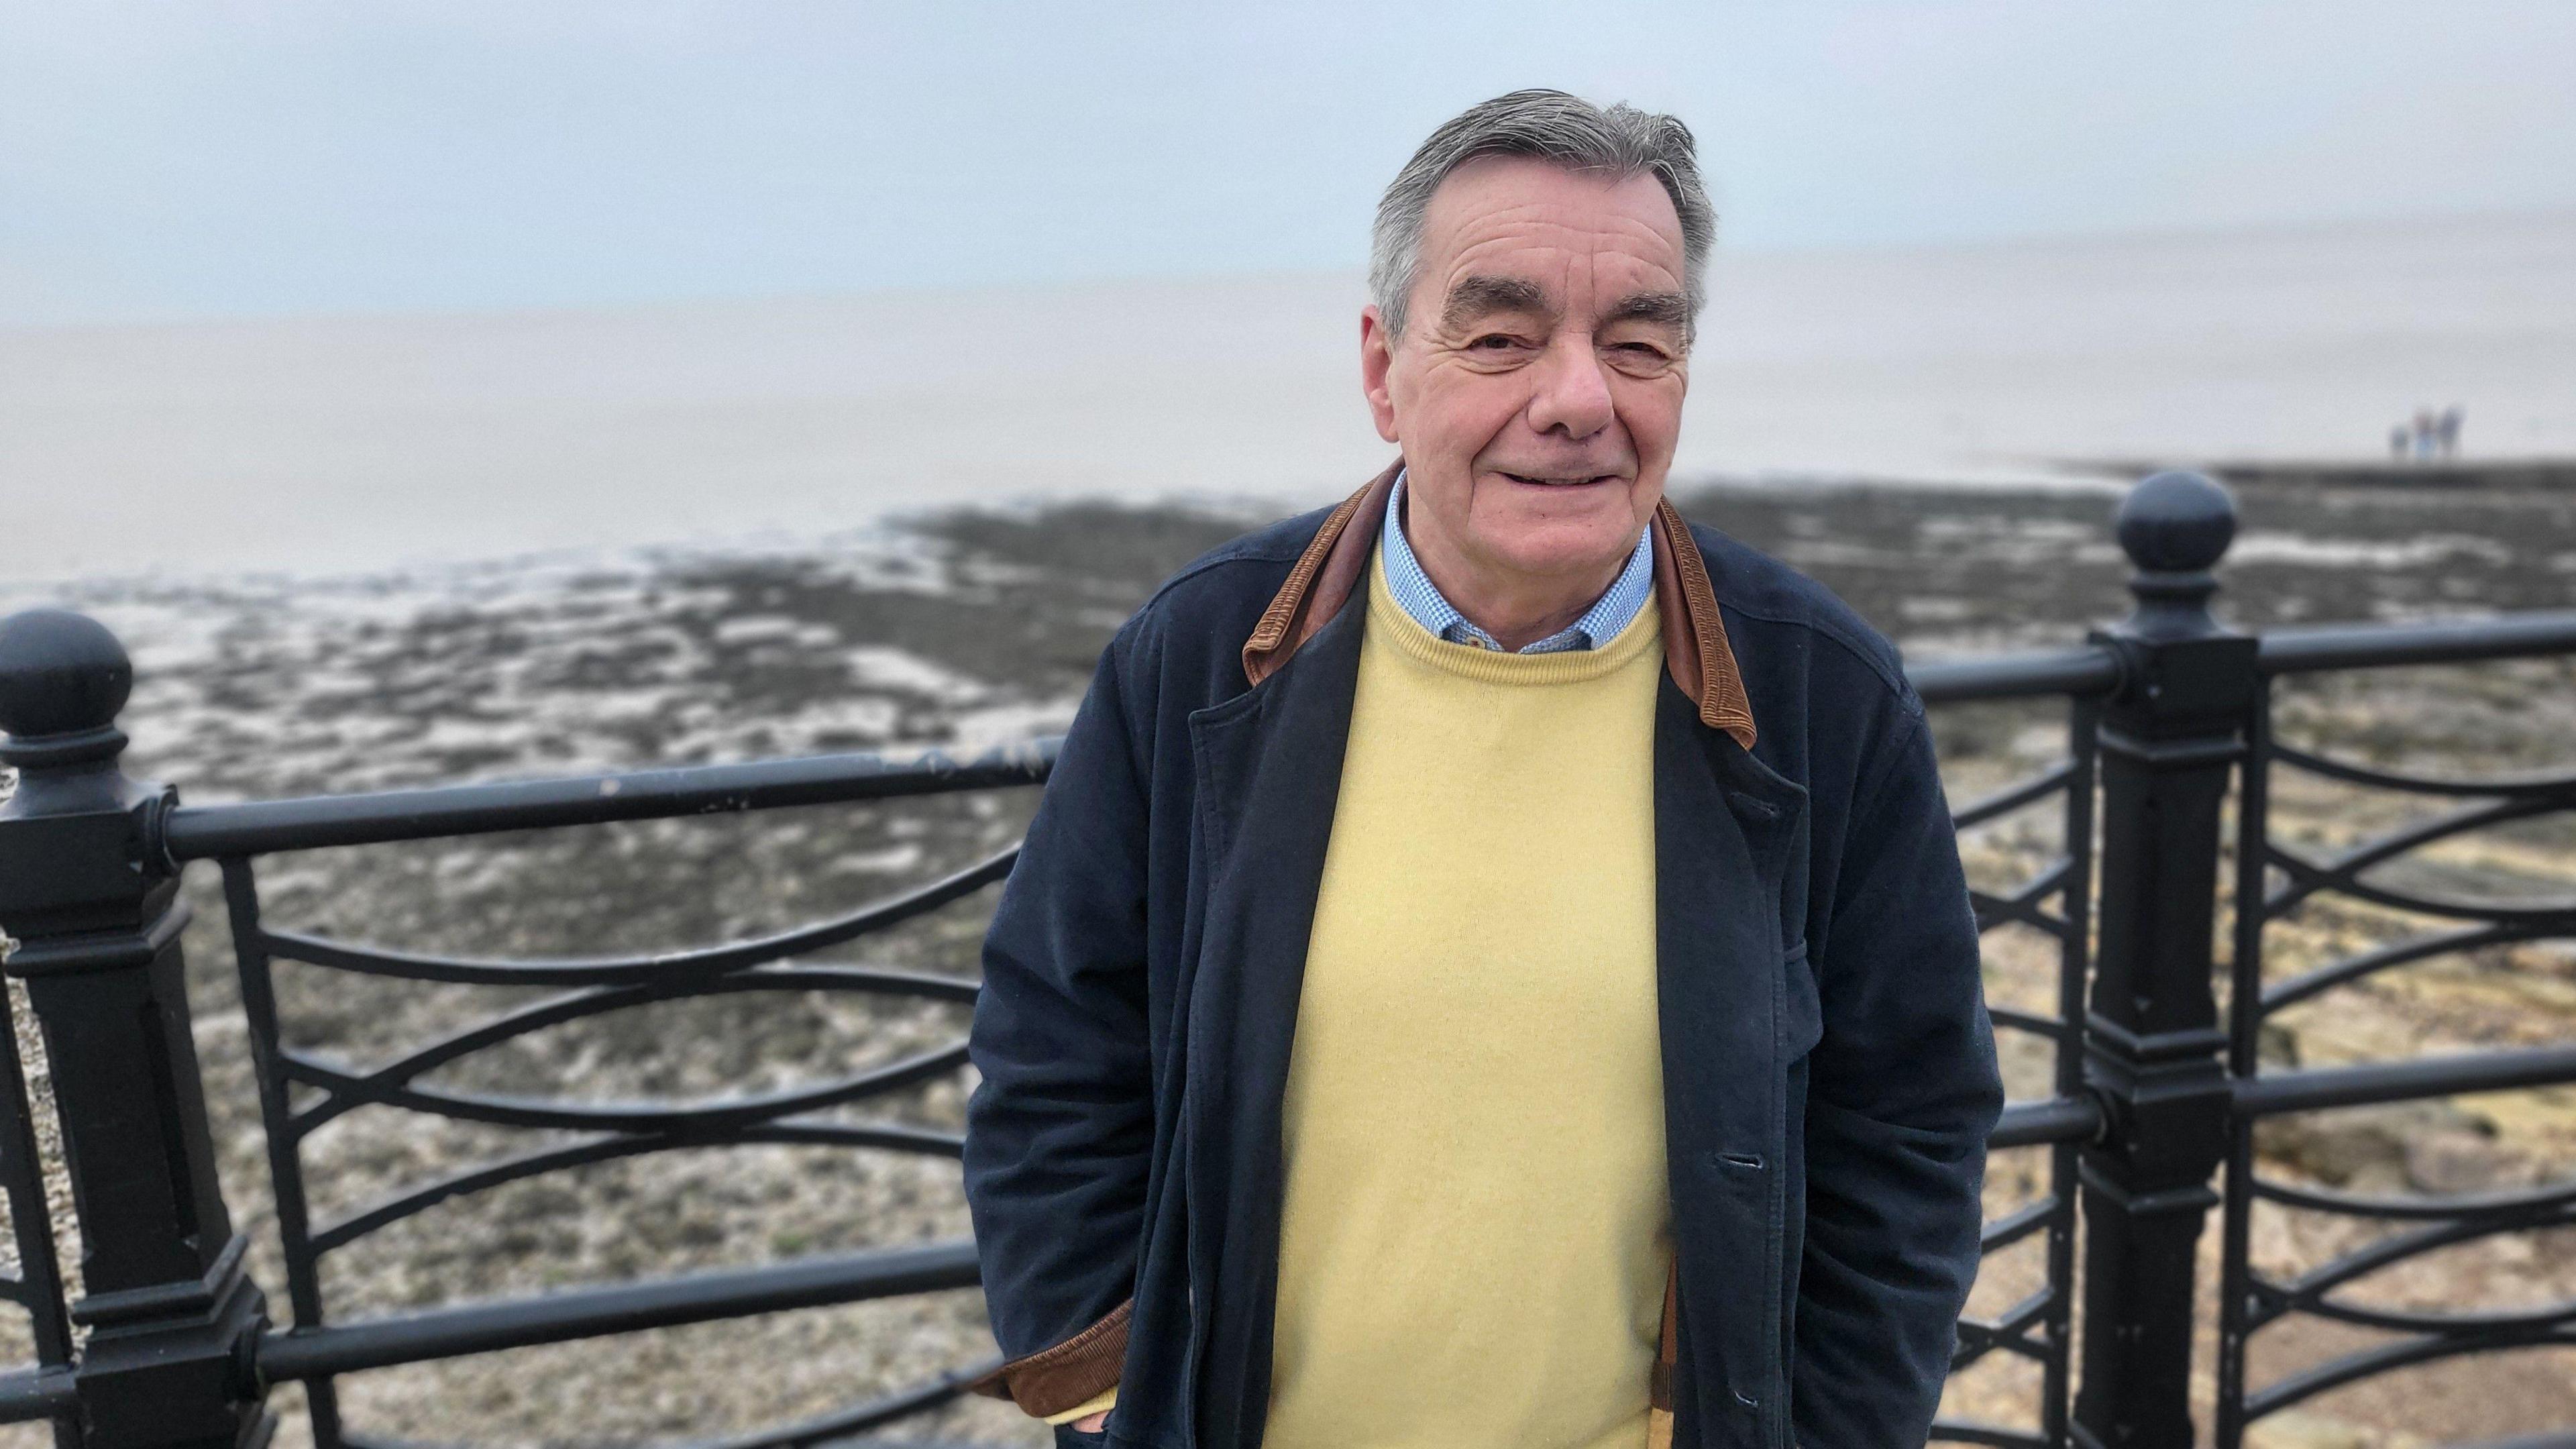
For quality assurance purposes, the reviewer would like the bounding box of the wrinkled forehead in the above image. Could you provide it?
[1416,154,1688,293]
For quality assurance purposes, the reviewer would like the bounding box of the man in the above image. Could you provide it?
[964,90,2000,1449]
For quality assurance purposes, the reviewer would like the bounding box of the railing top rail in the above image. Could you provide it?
[1907,604,2576,708]
[2231,1042,2576,1120]
[0,1365,74,1427]
[2257,609,2576,676]
[1990,1093,2104,1150]
[1909,645,2122,705]
[160,738,1060,861]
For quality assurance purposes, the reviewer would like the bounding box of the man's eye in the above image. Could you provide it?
[1471,334,1521,350]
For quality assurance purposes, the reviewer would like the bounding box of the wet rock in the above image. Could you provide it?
[2259,1020,2302,1071]
[2401,1125,2522,1195]
[2253,1102,2498,1193]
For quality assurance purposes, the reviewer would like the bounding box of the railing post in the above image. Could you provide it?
[2071,474,2255,1449]
[0,610,270,1449]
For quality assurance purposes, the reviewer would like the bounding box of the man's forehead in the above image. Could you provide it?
[1419,155,1685,260]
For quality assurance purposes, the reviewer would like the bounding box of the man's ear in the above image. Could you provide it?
[1359,306,1400,445]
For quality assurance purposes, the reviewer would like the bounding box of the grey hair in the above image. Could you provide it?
[1370,89,1715,341]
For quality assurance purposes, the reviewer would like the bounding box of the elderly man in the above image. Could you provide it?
[963,90,2000,1449]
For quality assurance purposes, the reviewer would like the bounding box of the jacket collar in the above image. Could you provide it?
[1240,458,1758,751]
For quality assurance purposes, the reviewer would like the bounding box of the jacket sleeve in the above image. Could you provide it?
[1792,705,2004,1446]
[963,633,1157,1418]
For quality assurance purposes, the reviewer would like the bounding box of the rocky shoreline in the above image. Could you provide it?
[2,476,2571,1447]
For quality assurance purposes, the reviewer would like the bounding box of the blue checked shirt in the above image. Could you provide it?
[1381,471,1655,653]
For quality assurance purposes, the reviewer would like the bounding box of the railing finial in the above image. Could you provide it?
[2113,470,2237,641]
[0,607,133,770]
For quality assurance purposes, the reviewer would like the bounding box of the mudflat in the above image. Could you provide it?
[4,472,2572,1446]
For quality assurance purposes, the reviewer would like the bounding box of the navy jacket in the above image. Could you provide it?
[964,466,2002,1449]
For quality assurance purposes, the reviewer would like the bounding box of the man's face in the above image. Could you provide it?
[1362,155,1692,592]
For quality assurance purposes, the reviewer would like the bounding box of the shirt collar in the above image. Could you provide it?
[1379,469,1656,653]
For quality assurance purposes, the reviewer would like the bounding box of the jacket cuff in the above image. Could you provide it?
[969,1299,1132,1417]
[1043,1386,1118,1426]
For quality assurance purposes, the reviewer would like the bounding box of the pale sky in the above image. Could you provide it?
[5,1,2574,326]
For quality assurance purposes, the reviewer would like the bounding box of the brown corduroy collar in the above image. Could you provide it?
[1240,460,1758,751]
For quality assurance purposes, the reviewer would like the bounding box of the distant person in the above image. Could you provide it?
[2438,405,2464,459]
[2391,423,2412,461]
[2414,407,2439,461]
[962,89,2000,1449]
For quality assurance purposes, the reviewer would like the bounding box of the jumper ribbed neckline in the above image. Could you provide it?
[1366,552,1660,687]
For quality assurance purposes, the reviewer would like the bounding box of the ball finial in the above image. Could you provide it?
[2115,470,2237,576]
[0,608,133,742]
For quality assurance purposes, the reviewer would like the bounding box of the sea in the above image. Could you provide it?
[5,209,2573,584]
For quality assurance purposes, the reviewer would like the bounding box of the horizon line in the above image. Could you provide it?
[9,202,2572,337]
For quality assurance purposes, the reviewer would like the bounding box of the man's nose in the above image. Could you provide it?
[1524,333,1616,440]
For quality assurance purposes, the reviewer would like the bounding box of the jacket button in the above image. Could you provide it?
[1711,1150,1765,1171]
[1733,1389,1760,1410]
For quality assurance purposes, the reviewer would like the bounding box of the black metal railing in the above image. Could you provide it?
[200,751,1047,1449]
[1,470,2573,1449]
[2211,627,2576,1449]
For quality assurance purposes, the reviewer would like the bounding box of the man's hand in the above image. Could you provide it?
[1072,1410,1110,1433]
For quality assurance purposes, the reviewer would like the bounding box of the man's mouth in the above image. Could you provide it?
[1499,471,1620,488]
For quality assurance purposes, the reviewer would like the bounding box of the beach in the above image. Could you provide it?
[3,211,2575,1446]
[0,473,2565,1446]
